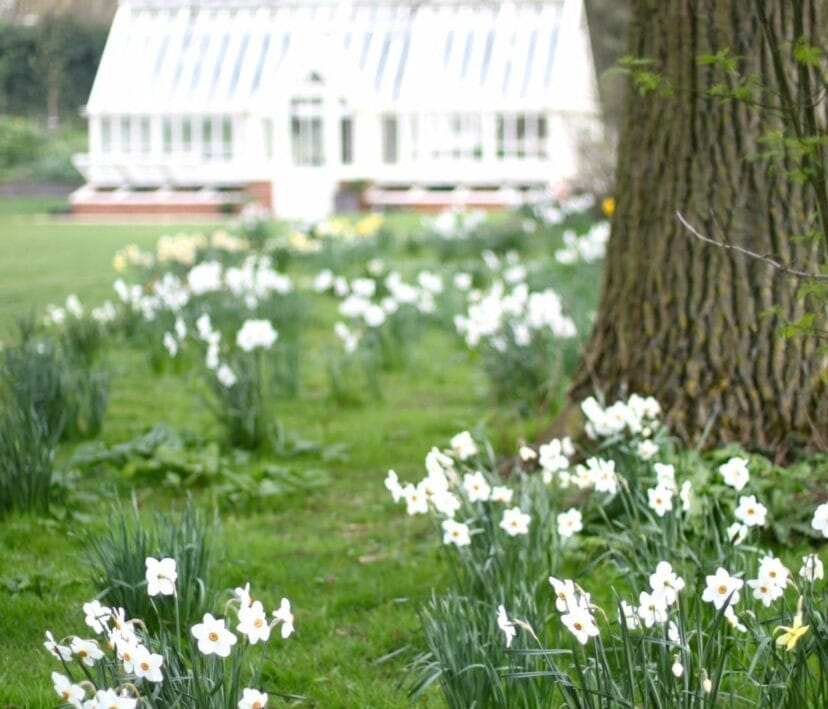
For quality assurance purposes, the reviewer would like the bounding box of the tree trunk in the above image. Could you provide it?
[571,0,827,455]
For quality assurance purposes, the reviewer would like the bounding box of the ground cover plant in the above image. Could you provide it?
[0,196,824,707]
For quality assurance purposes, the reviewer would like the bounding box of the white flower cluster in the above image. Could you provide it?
[425,208,488,240]
[45,559,292,708]
[581,394,661,440]
[114,255,292,324]
[385,432,532,544]
[328,270,443,353]
[554,222,610,264]
[454,281,576,351]
[45,294,117,326]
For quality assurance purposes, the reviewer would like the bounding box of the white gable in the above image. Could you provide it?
[87,0,598,115]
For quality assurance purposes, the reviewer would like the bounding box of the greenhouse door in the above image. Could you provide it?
[275,75,339,220]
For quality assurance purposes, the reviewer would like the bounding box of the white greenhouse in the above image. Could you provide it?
[72,0,602,219]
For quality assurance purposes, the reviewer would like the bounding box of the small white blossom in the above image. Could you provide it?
[145,556,177,597]
[799,554,823,582]
[500,507,531,536]
[237,601,271,644]
[133,644,164,683]
[441,519,471,547]
[812,502,828,537]
[719,457,750,491]
[70,637,103,667]
[463,471,492,503]
[191,613,237,657]
[637,591,668,628]
[44,631,72,661]
[647,485,674,517]
[238,688,268,709]
[561,605,599,645]
[701,568,743,610]
[449,431,478,460]
[496,605,516,648]
[491,486,514,504]
[51,672,85,708]
[734,495,767,528]
[272,598,295,638]
[557,508,583,539]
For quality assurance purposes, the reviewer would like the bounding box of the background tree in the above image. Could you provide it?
[570,0,827,456]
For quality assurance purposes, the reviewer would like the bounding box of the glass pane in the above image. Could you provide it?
[163,118,173,154]
[140,117,151,155]
[222,118,232,159]
[182,119,192,153]
[203,118,212,160]
[382,115,398,164]
[341,117,353,164]
[120,117,130,153]
[101,118,111,153]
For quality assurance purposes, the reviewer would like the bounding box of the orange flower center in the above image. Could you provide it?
[717,585,727,594]
[209,631,219,642]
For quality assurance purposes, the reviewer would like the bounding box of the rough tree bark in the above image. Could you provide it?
[570,0,827,455]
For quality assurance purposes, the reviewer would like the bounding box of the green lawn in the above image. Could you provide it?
[0,198,540,707]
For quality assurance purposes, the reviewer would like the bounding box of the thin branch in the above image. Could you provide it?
[675,211,828,280]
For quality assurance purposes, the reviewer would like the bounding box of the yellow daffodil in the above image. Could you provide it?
[774,597,809,651]
[601,196,615,217]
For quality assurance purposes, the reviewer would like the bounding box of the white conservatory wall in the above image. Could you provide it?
[74,0,603,218]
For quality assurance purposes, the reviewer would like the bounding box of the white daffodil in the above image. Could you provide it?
[431,489,461,517]
[237,600,271,644]
[236,319,278,352]
[561,605,599,645]
[724,606,747,632]
[654,463,676,491]
[235,582,253,609]
[145,556,177,597]
[637,591,668,628]
[163,331,178,357]
[702,568,743,610]
[70,637,103,667]
[272,598,295,639]
[557,508,583,538]
[799,554,824,582]
[518,445,537,462]
[85,688,137,709]
[549,577,578,613]
[812,502,828,537]
[491,486,514,504]
[671,655,684,678]
[539,439,569,473]
[619,600,640,629]
[496,605,516,648]
[649,561,686,607]
[719,457,750,491]
[82,600,110,635]
[133,644,164,683]
[679,480,692,512]
[384,470,404,503]
[757,555,790,589]
[217,364,237,388]
[51,672,85,708]
[747,577,785,607]
[44,631,72,661]
[441,519,471,547]
[734,495,767,528]
[238,688,268,709]
[726,522,749,545]
[647,485,673,517]
[637,440,659,461]
[500,507,531,536]
[191,613,238,657]
[586,457,618,495]
[449,431,478,460]
[463,471,492,503]
[402,484,429,515]
[115,636,143,673]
